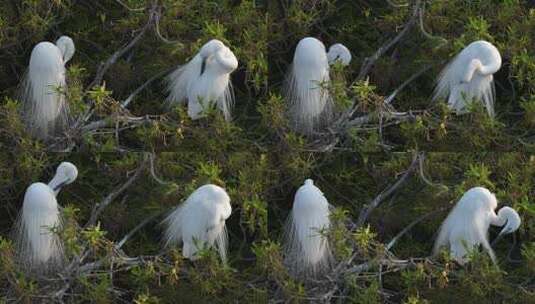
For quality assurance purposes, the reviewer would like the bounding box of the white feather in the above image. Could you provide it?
[433,187,521,264]
[283,179,332,277]
[55,36,75,63]
[20,40,73,139]
[165,40,238,121]
[14,183,64,272]
[433,40,501,117]
[12,162,78,273]
[327,43,352,66]
[187,46,237,121]
[163,184,232,263]
[285,37,331,135]
[285,38,351,135]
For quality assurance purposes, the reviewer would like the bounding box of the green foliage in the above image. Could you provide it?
[0,0,534,302]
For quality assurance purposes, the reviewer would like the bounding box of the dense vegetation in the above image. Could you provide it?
[0,0,534,303]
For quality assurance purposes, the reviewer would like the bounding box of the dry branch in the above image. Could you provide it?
[356,152,420,227]
[121,67,175,108]
[386,208,445,250]
[86,156,148,227]
[384,64,434,104]
[116,211,164,249]
[87,4,159,90]
[355,0,422,82]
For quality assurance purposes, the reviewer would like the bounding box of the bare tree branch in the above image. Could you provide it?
[87,4,159,90]
[148,153,174,185]
[86,156,148,227]
[356,152,420,227]
[81,114,158,133]
[355,0,422,82]
[116,211,164,249]
[384,64,434,104]
[386,208,446,250]
[121,67,174,108]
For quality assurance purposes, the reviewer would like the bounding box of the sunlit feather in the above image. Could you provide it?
[285,37,351,134]
[283,179,333,277]
[433,40,501,117]
[166,40,238,121]
[20,37,75,140]
[163,184,232,263]
[433,187,521,264]
[13,162,78,273]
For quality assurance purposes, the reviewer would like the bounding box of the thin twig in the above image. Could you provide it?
[153,7,183,45]
[356,152,419,227]
[86,157,147,227]
[355,0,421,82]
[116,211,164,249]
[386,208,446,250]
[148,153,173,185]
[115,0,146,12]
[384,64,434,104]
[87,4,158,89]
[121,67,175,108]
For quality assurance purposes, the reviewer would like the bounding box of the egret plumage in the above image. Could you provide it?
[433,40,501,117]
[327,43,352,66]
[20,36,75,139]
[166,39,238,121]
[163,184,232,263]
[13,162,78,273]
[283,179,333,277]
[433,187,521,264]
[285,37,351,135]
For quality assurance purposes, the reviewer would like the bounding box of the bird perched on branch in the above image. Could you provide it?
[433,40,502,117]
[166,39,238,121]
[433,187,521,264]
[162,184,232,263]
[13,162,78,273]
[283,179,333,277]
[20,36,75,140]
[284,37,351,135]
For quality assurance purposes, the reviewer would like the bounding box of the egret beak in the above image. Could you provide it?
[200,58,207,76]
[491,220,509,247]
[53,181,68,191]
[491,232,505,247]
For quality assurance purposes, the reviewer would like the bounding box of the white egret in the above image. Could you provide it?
[20,36,75,139]
[433,40,502,117]
[163,184,232,263]
[283,179,333,277]
[166,39,238,121]
[13,162,78,273]
[433,187,521,265]
[285,37,351,135]
[327,43,352,66]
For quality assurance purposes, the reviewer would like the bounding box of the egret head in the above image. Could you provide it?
[327,43,351,66]
[199,39,225,58]
[297,179,326,201]
[213,46,239,73]
[55,36,75,64]
[52,162,78,191]
[496,206,521,236]
[304,179,314,186]
[199,39,225,75]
